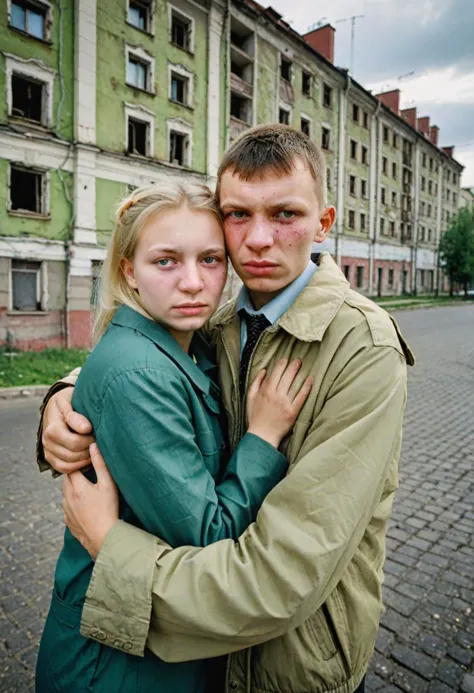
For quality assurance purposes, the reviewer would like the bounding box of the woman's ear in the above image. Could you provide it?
[121,258,138,289]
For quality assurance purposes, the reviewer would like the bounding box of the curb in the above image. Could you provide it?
[386,301,474,312]
[0,385,49,400]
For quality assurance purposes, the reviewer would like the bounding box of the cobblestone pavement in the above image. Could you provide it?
[1,305,473,693]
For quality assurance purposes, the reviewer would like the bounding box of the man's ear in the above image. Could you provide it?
[121,258,138,289]
[314,206,336,244]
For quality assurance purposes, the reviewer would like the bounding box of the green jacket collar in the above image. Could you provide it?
[111,305,212,395]
[211,253,350,343]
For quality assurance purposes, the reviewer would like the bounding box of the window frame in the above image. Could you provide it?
[322,83,332,108]
[280,56,292,83]
[5,52,55,128]
[167,117,192,168]
[321,125,331,151]
[8,0,52,43]
[278,104,291,126]
[125,45,155,94]
[127,0,154,35]
[301,70,312,97]
[300,114,311,137]
[168,62,194,108]
[9,259,47,313]
[125,102,155,157]
[169,4,195,54]
[8,163,50,218]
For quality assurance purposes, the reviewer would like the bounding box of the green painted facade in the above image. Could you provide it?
[95,178,129,245]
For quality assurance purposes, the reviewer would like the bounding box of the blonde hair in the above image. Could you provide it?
[93,181,222,344]
[216,124,327,207]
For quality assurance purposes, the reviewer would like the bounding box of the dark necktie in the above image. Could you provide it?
[240,313,270,393]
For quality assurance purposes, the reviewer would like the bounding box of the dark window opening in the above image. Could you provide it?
[361,180,367,198]
[349,175,356,196]
[280,57,292,82]
[279,108,290,125]
[352,104,359,123]
[171,74,187,104]
[11,260,41,311]
[171,12,191,50]
[10,166,43,213]
[128,118,148,155]
[300,117,310,136]
[231,93,250,123]
[357,266,364,288]
[348,210,355,229]
[361,213,366,230]
[363,111,369,128]
[350,140,357,160]
[343,265,350,280]
[323,83,332,108]
[321,127,330,150]
[361,146,368,165]
[302,71,311,95]
[11,0,46,39]
[169,131,186,166]
[12,74,43,122]
[388,268,394,288]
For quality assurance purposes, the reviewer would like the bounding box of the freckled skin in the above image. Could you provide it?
[122,207,228,351]
[219,157,336,309]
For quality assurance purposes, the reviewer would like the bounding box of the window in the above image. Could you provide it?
[321,127,330,150]
[421,201,425,215]
[453,192,457,205]
[361,179,367,198]
[363,111,369,128]
[383,126,389,143]
[170,8,193,51]
[128,0,152,32]
[231,93,251,123]
[349,175,356,196]
[381,187,386,205]
[429,157,433,171]
[280,57,292,82]
[453,173,457,185]
[9,165,46,215]
[356,266,364,289]
[91,261,102,307]
[420,226,425,242]
[169,131,187,166]
[392,191,397,206]
[323,83,332,108]
[389,221,395,237]
[435,183,438,195]
[447,170,451,182]
[361,146,368,165]
[382,156,387,175]
[6,55,54,128]
[352,104,359,123]
[343,265,351,280]
[392,162,397,179]
[380,218,385,234]
[170,72,189,105]
[348,210,355,229]
[422,153,427,167]
[279,108,290,125]
[128,117,148,155]
[126,48,154,92]
[446,189,450,202]
[302,70,311,96]
[428,180,432,195]
[11,260,42,311]
[427,204,432,217]
[350,140,357,160]
[360,213,366,231]
[393,133,398,149]
[428,229,432,242]
[388,268,394,289]
[446,211,450,224]
[10,0,49,41]
[300,117,310,137]
[421,176,426,191]
[11,74,43,122]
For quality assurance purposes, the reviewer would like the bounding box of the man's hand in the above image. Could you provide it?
[43,387,95,473]
[62,443,120,561]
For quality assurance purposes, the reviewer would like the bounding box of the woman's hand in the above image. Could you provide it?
[246,359,313,449]
[62,443,119,560]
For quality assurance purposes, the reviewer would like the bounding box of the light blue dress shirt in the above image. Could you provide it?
[236,260,317,355]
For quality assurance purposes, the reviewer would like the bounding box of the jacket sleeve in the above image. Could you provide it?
[36,368,82,474]
[81,343,407,659]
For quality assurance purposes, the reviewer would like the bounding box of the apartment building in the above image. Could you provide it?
[0,0,466,350]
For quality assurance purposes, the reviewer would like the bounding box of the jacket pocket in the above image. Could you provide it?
[306,603,339,661]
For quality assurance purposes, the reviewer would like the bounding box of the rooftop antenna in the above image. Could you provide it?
[335,14,365,75]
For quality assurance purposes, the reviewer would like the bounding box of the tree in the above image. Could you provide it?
[439,207,474,296]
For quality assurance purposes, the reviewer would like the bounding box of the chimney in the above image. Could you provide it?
[375,89,400,115]
[401,107,417,128]
[417,116,430,137]
[442,146,455,158]
[303,24,335,64]
[430,125,439,147]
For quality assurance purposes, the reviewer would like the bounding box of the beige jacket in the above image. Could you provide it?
[42,253,414,693]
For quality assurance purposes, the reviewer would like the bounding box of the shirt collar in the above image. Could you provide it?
[236,260,317,324]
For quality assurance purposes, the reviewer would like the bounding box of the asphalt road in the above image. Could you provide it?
[1,305,473,693]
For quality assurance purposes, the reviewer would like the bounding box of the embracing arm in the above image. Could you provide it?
[81,343,408,659]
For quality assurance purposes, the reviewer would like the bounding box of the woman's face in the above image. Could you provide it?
[122,205,227,351]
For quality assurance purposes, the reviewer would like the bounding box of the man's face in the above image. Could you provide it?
[219,158,335,309]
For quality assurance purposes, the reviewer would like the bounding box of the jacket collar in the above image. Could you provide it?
[211,253,350,343]
[111,305,212,395]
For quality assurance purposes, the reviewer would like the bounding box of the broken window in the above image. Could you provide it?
[280,57,292,82]
[349,175,356,196]
[170,73,187,104]
[350,140,357,160]
[279,108,290,125]
[128,118,148,155]
[323,83,332,108]
[302,71,311,96]
[10,0,46,40]
[321,127,330,150]
[348,210,355,229]
[171,11,191,50]
[300,117,310,136]
[10,166,44,214]
[169,131,188,166]
[11,260,41,311]
[12,74,43,122]
[352,104,359,123]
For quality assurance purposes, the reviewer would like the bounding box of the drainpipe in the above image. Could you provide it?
[369,99,382,296]
[336,72,351,266]
[412,140,421,295]
[435,164,444,296]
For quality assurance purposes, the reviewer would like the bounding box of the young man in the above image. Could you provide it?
[39,124,414,693]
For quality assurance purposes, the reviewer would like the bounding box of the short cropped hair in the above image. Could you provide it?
[216,124,327,207]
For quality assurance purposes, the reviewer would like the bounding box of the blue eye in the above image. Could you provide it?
[156,259,172,266]
[277,211,296,220]
[203,256,218,264]
[230,211,247,219]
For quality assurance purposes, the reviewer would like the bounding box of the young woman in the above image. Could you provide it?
[36,182,312,693]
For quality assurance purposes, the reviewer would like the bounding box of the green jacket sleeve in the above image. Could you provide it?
[81,344,407,659]
[91,368,286,548]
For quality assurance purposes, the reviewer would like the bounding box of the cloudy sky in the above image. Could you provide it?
[270,0,474,187]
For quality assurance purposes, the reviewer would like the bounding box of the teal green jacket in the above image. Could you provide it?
[36,305,287,693]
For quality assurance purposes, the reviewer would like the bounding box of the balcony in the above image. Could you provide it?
[230,72,253,99]
[279,79,294,106]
